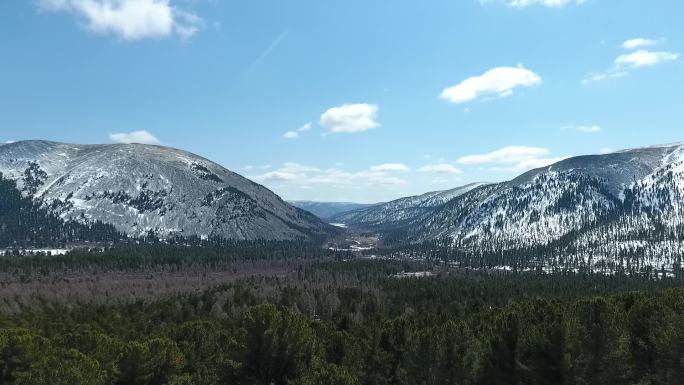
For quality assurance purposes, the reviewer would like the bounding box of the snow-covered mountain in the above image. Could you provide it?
[333,143,684,256]
[288,201,376,219]
[0,140,333,241]
[329,183,489,230]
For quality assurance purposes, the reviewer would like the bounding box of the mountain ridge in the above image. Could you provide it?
[332,142,684,265]
[0,140,334,242]
[329,182,489,230]
[288,201,377,220]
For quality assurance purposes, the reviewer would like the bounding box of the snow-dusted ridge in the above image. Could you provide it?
[329,182,490,230]
[288,201,377,219]
[0,140,332,241]
[334,142,684,255]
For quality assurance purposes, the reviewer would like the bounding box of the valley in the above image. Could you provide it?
[3,2,683,382]
[2,141,684,384]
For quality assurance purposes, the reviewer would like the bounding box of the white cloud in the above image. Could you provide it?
[281,162,321,174]
[458,146,567,173]
[582,71,627,84]
[561,125,602,133]
[38,0,204,41]
[252,163,321,182]
[243,164,271,170]
[418,164,462,174]
[599,148,614,154]
[491,156,568,172]
[283,131,299,139]
[622,38,658,50]
[440,65,542,104]
[584,42,679,84]
[366,175,407,186]
[615,50,679,68]
[319,104,379,134]
[480,0,585,8]
[508,0,585,7]
[252,170,302,182]
[250,162,407,188]
[369,163,410,172]
[251,163,321,183]
[282,122,313,140]
[297,123,312,132]
[457,146,550,165]
[109,130,160,145]
[4,141,15,144]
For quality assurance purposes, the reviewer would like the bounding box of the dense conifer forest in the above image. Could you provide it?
[0,249,683,385]
[0,174,124,248]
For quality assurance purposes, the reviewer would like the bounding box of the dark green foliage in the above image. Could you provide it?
[192,164,223,183]
[227,304,316,385]
[20,162,47,196]
[0,257,683,385]
[0,173,124,248]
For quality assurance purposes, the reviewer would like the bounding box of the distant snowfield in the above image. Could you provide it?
[330,223,348,228]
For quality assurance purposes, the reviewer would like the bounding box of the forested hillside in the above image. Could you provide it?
[333,144,684,274]
[0,173,123,248]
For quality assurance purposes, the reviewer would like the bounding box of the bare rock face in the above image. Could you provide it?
[0,140,332,241]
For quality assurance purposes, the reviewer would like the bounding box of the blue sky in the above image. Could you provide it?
[1,0,682,203]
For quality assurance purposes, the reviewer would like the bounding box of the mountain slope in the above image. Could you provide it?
[288,201,376,220]
[335,143,684,254]
[0,140,333,241]
[419,144,684,247]
[0,174,124,247]
[329,183,489,230]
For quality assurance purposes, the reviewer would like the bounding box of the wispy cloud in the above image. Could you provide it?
[457,146,550,165]
[109,130,160,145]
[480,0,586,8]
[622,38,658,50]
[320,104,380,134]
[615,50,679,68]
[561,125,602,133]
[584,39,679,84]
[440,65,542,105]
[490,157,568,172]
[246,30,289,74]
[250,162,407,187]
[418,164,462,174]
[243,164,272,171]
[283,122,312,140]
[369,163,410,172]
[38,0,204,41]
[582,71,628,84]
[458,145,567,172]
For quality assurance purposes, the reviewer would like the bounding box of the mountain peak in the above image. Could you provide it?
[0,140,332,241]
